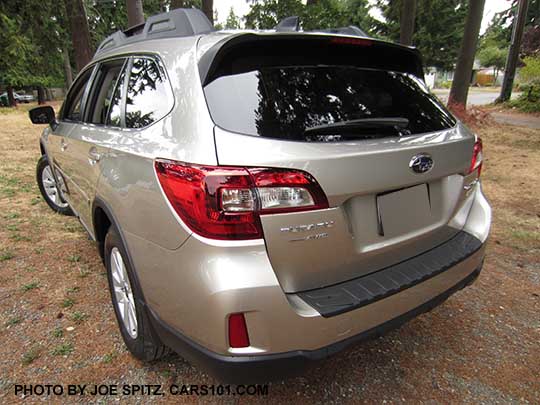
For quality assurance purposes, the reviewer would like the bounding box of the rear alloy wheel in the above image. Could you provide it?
[36,155,73,215]
[104,226,169,361]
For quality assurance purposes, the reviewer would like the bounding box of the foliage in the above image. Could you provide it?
[224,7,241,29]
[244,0,375,33]
[521,25,540,56]
[375,0,467,70]
[519,56,540,83]
[0,12,35,87]
[478,46,507,70]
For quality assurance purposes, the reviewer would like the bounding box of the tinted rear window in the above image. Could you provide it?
[204,66,456,142]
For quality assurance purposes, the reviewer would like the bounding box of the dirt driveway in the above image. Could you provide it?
[0,105,539,403]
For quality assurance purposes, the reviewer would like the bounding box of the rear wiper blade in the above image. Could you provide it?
[304,117,409,136]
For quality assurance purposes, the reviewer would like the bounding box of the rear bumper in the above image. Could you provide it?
[149,260,483,383]
[126,183,490,381]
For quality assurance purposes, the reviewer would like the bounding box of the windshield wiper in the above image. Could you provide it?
[304,117,409,136]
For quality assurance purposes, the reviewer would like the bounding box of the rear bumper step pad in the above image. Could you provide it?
[296,231,483,317]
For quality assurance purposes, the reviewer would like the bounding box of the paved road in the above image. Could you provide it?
[432,89,521,106]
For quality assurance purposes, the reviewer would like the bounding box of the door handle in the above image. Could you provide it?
[88,148,102,163]
[60,138,68,151]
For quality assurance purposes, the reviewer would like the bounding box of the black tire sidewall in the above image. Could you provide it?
[36,155,73,215]
[104,225,166,361]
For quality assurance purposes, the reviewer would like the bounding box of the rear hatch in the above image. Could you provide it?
[199,33,475,293]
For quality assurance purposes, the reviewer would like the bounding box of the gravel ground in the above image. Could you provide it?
[0,105,538,404]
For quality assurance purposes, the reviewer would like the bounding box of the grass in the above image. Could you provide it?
[510,229,540,242]
[5,317,22,327]
[51,343,74,356]
[22,347,40,365]
[0,250,14,261]
[10,233,31,242]
[4,212,20,219]
[68,254,81,263]
[71,311,88,323]
[102,353,115,364]
[52,327,64,338]
[21,281,39,292]
[66,286,80,294]
[62,298,75,308]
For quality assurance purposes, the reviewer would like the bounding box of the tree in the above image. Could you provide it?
[127,0,144,27]
[499,0,530,102]
[522,25,540,56]
[202,0,213,24]
[448,0,486,107]
[376,0,467,70]
[224,8,241,29]
[478,46,507,83]
[0,12,35,106]
[65,0,93,71]
[399,0,416,45]
[245,0,375,33]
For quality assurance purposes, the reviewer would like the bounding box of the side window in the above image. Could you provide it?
[125,57,173,129]
[86,59,126,125]
[62,68,93,122]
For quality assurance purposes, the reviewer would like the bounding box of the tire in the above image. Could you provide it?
[36,155,73,215]
[104,225,169,361]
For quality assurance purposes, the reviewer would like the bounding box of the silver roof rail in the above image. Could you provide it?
[95,8,214,55]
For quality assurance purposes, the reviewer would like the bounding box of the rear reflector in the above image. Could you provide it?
[468,138,483,176]
[228,313,250,348]
[155,160,328,240]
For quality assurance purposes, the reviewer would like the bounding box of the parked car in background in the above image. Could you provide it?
[28,8,491,382]
[0,91,35,104]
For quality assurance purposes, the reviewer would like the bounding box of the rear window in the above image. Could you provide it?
[204,66,456,142]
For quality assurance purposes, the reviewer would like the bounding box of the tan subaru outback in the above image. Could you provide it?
[29,8,491,382]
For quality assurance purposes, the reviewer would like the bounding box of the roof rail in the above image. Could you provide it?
[273,16,369,38]
[95,8,214,56]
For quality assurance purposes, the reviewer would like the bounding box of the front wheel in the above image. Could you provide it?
[36,155,73,215]
[104,226,169,361]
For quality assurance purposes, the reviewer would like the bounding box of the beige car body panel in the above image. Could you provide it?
[41,27,492,362]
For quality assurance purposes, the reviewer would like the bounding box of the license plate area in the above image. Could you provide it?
[376,184,433,238]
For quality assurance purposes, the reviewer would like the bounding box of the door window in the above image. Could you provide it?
[62,68,93,122]
[86,59,127,126]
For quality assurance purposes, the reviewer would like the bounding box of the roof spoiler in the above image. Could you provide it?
[95,8,214,56]
[273,16,369,38]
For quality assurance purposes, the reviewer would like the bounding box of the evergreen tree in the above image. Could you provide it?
[376,0,467,70]
[224,8,241,29]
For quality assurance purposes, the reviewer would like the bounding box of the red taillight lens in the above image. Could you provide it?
[154,160,329,240]
[228,313,250,348]
[468,138,483,176]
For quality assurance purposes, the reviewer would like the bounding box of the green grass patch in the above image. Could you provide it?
[68,254,81,263]
[22,347,41,365]
[0,250,14,261]
[51,342,74,356]
[52,327,63,338]
[62,298,75,308]
[71,311,88,323]
[5,316,22,327]
[21,281,39,292]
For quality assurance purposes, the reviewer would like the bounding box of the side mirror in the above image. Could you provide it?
[29,106,57,128]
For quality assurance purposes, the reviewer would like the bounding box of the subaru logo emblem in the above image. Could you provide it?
[409,153,434,174]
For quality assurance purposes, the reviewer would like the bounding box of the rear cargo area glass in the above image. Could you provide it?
[204,66,456,142]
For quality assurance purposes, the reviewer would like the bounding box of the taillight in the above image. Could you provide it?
[228,313,250,348]
[155,159,329,240]
[468,138,483,176]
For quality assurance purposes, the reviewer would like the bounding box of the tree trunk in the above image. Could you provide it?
[126,0,145,27]
[170,0,185,9]
[37,87,46,105]
[399,0,417,46]
[497,0,530,103]
[46,88,53,101]
[64,0,93,71]
[202,0,213,25]
[63,47,73,89]
[448,0,486,108]
[7,86,16,107]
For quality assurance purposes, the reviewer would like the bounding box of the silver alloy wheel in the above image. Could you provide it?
[110,247,138,339]
[41,165,69,208]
